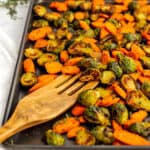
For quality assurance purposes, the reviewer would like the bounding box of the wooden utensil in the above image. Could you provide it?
[0,74,99,143]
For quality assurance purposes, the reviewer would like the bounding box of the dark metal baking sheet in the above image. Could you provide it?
[1,0,150,149]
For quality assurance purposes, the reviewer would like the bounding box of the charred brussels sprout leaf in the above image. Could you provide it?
[128,1,139,11]
[91,126,114,144]
[84,106,110,125]
[45,130,65,146]
[103,42,117,50]
[37,53,57,66]
[127,91,150,112]
[76,129,96,145]
[140,56,150,69]
[124,33,141,42]
[108,61,123,78]
[141,82,150,98]
[100,71,116,85]
[54,18,68,29]
[33,5,47,17]
[129,122,150,137]
[32,19,49,28]
[24,48,43,60]
[78,89,99,107]
[111,103,128,124]
[118,53,137,73]
[121,74,137,91]
[80,68,101,81]
[63,11,74,23]
[20,73,37,87]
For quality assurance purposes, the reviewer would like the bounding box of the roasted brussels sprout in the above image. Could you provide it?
[78,89,99,107]
[54,18,68,29]
[136,20,147,30]
[128,1,139,11]
[80,68,101,82]
[91,126,114,144]
[24,48,43,60]
[127,91,150,112]
[124,33,141,42]
[68,41,93,56]
[95,87,113,99]
[37,53,57,66]
[45,130,65,146]
[142,46,150,55]
[90,13,99,21]
[141,82,150,98]
[80,2,92,11]
[47,40,66,54]
[56,29,68,40]
[33,5,47,17]
[111,103,128,124]
[32,19,49,28]
[108,61,123,78]
[140,56,150,69]
[100,5,114,14]
[84,106,110,125]
[121,74,137,91]
[129,122,150,137]
[100,71,116,85]
[117,53,137,73]
[63,11,74,23]
[44,12,61,22]
[47,32,56,40]
[67,1,83,10]
[20,72,37,87]
[134,11,147,21]
[103,42,118,50]
[76,129,96,145]
[84,29,95,38]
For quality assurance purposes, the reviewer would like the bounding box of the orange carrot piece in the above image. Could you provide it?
[138,76,150,84]
[129,72,140,80]
[96,97,120,107]
[111,13,124,20]
[71,104,86,116]
[112,120,122,131]
[29,77,54,92]
[100,28,109,39]
[90,42,101,52]
[53,117,80,134]
[137,0,148,6]
[114,0,123,4]
[84,38,97,43]
[67,126,85,138]
[78,116,86,123]
[119,24,135,33]
[92,18,105,28]
[45,61,63,74]
[101,51,111,65]
[123,0,132,6]
[142,31,150,41]
[37,74,57,83]
[92,0,105,5]
[60,50,69,63]
[79,20,90,30]
[143,70,150,77]
[99,13,109,19]
[61,66,80,75]
[49,2,68,12]
[124,110,148,127]
[119,48,129,55]
[111,50,122,58]
[28,26,52,41]
[113,141,125,146]
[112,82,126,99]
[124,13,134,22]
[34,39,48,48]
[65,57,83,66]
[135,60,144,73]
[23,58,35,73]
[114,129,150,145]
[66,32,72,40]
[105,22,117,35]
[74,12,85,20]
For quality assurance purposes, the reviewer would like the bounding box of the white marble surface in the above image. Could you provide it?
[0,2,30,125]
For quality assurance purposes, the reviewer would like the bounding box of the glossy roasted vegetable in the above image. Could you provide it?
[117,53,137,73]
[45,130,65,146]
[24,48,43,60]
[121,74,137,91]
[142,46,150,55]
[111,103,128,124]
[103,42,118,50]
[108,61,123,78]
[80,2,92,11]
[100,70,116,85]
[127,91,150,112]
[37,53,57,66]
[32,19,49,28]
[54,18,68,29]
[76,129,96,145]
[20,72,37,87]
[44,12,61,22]
[33,5,47,17]
[84,106,110,125]
[63,11,74,23]
[140,56,150,69]
[124,33,141,42]
[79,68,101,81]
[129,122,150,137]
[141,82,150,98]
[78,89,99,107]
[91,126,114,144]
[128,1,139,11]
[67,1,83,10]
[47,40,66,54]
[90,13,99,21]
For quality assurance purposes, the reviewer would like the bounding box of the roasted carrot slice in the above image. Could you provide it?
[37,74,57,83]
[65,57,83,66]
[61,66,80,75]
[34,39,48,48]
[60,50,69,63]
[23,58,35,73]
[79,20,90,30]
[71,104,86,116]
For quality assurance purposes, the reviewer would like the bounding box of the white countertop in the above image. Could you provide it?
[0,2,30,125]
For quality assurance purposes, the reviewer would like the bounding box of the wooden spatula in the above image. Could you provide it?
[0,74,99,143]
